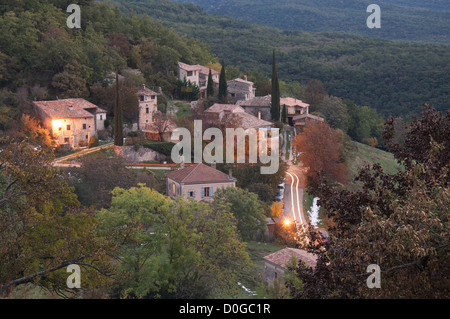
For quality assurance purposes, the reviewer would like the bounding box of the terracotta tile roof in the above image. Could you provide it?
[293,114,324,122]
[263,248,317,269]
[178,62,202,72]
[194,64,220,76]
[166,163,235,185]
[205,103,245,114]
[237,95,271,107]
[137,85,158,96]
[227,112,274,130]
[228,78,254,85]
[280,97,309,108]
[33,98,98,119]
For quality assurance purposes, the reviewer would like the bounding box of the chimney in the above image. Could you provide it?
[180,155,185,169]
[142,83,146,89]
[228,168,233,179]
[243,75,247,81]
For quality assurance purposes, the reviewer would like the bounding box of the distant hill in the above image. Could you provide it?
[172,0,450,45]
[107,0,450,118]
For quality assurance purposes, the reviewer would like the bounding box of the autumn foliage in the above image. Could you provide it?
[293,121,347,187]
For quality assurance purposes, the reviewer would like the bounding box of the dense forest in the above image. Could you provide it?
[173,0,450,45]
[108,0,449,118]
[0,0,217,131]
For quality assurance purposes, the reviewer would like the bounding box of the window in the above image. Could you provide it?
[66,125,71,131]
[100,115,103,120]
[146,107,149,114]
[64,138,69,143]
[187,71,193,77]
[83,124,87,130]
[151,95,155,100]
[172,183,176,195]
[85,135,88,139]
[187,191,195,198]
[201,187,213,198]
[58,127,62,131]
[140,95,145,102]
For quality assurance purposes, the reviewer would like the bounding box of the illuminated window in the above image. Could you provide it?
[66,125,71,130]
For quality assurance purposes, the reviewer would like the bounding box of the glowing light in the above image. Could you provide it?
[283,218,292,227]
[52,119,62,132]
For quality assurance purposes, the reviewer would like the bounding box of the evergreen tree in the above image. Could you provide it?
[271,50,280,121]
[206,68,214,97]
[282,104,287,123]
[218,61,227,102]
[114,72,123,146]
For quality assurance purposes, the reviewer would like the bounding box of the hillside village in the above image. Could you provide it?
[27,56,328,292]
[1,0,448,301]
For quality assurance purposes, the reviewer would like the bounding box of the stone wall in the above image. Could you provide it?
[122,145,166,163]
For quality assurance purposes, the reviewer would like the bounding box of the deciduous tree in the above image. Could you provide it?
[212,187,266,241]
[292,121,347,187]
[288,106,449,299]
[0,138,115,297]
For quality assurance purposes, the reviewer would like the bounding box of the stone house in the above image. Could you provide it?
[142,118,178,142]
[33,98,106,148]
[280,97,310,126]
[204,103,277,159]
[237,95,272,122]
[263,247,317,286]
[136,84,158,130]
[292,113,324,130]
[166,163,236,202]
[227,76,256,103]
[204,103,246,122]
[177,62,219,98]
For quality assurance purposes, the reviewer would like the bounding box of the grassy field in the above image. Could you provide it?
[302,141,401,230]
[346,141,401,191]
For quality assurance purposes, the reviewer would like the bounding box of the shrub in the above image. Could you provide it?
[142,141,175,157]
[88,136,99,148]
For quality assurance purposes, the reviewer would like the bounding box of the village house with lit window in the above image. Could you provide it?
[166,162,236,202]
[33,98,106,148]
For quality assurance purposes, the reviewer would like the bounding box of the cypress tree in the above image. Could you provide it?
[113,72,123,146]
[218,61,227,102]
[282,104,287,123]
[207,68,214,98]
[271,49,280,121]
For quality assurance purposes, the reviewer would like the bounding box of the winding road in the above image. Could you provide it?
[285,168,308,231]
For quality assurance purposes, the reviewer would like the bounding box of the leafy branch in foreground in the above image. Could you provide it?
[287,106,449,298]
